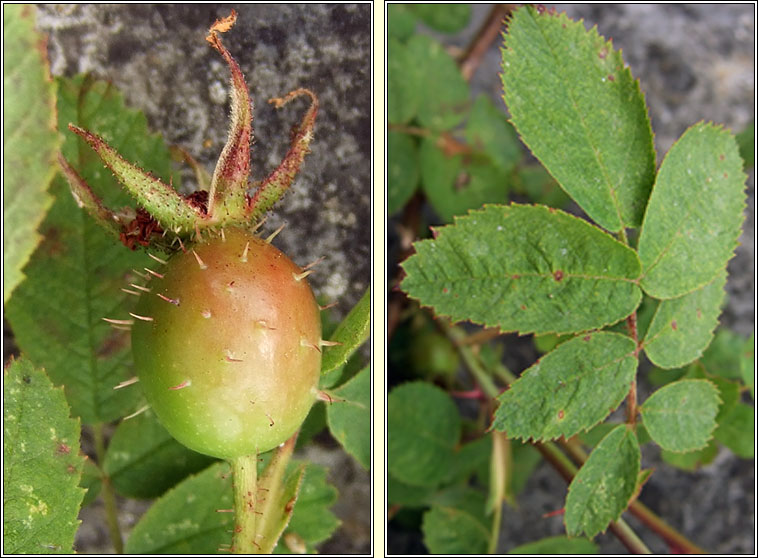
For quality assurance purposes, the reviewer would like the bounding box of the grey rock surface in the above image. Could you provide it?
[389,3,754,555]
[34,4,371,554]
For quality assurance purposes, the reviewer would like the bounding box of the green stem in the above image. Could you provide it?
[441,321,500,398]
[487,431,508,553]
[230,433,299,554]
[231,453,259,554]
[612,517,652,554]
[93,423,123,554]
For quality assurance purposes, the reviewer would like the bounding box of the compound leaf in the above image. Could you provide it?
[401,204,642,335]
[638,122,746,299]
[492,332,637,441]
[4,74,176,423]
[388,382,461,487]
[565,424,640,538]
[3,358,86,554]
[422,506,489,555]
[3,4,60,303]
[502,5,655,232]
[640,379,720,453]
[643,270,726,369]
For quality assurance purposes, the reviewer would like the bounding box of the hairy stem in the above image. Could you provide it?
[231,453,259,554]
[93,423,123,554]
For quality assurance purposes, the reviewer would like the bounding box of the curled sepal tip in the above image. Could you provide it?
[205,8,252,223]
[67,124,203,234]
[247,88,319,222]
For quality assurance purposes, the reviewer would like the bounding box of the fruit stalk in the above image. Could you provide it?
[230,433,299,553]
[231,453,260,554]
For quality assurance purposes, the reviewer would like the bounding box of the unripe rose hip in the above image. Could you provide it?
[131,227,322,459]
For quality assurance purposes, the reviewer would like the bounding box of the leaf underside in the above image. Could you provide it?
[492,332,637,441]
[401,204,642,336]
[502,5,656,232]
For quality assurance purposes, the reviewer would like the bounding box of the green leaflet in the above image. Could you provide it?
[507,536,598,554]
[405,34,470,131]
[643,270,726,369]
[640,379,720,453]
[321,287,370,376]
[400,204,642,335]
[387,382,461,487]
[408,4,472,33]
[564,424,640,538]
[492,332,637,441]
[422,506,489,555]
[124,460,338,554]
[3,5,60,303]
[388,37,421,124]
[387,131,419,215]
[714,403,755,458]
[124,462,234,553]
[638,122,746,299]
[419,136,509,223]
[3,358,86,554]
[326,366,370,469]
[502,6,655,232]
[103,410,216,499]
[464,94,521,173]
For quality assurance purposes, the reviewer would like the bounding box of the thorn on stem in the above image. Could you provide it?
[121,288,141,296]
[319,301,338,311]
[144,267,164,279]
[240,241,250,262]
